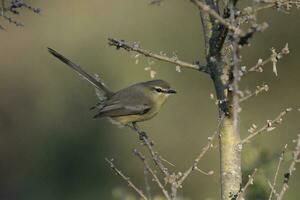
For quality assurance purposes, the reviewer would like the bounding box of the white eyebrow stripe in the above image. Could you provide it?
[154,87,169,93]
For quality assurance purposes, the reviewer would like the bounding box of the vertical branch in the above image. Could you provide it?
[219,115,242,200]
[171,183,177,200]
[191,0,243,199]
[219,0,242,199]
[197,0,215,57]
[199,11,212,57]
[1,0,4,10]
[0,0,5,30]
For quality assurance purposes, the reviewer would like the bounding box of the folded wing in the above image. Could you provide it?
[93,103,151,118]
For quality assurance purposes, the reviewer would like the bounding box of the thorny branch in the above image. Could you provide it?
[241,108,292,144]
[105,158,148,200]
[108,38,208,72]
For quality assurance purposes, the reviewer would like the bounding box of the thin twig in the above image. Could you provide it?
[246,57,272,74]
[253,3,275,12]
[171,183,177,200]
[143,165,152,199]
[176,115,224,187]
[0,0,40,28]
[241,108,292,144]
[133,149,171,200]
[159,155,175,167]
[267,179,279,199]
[268,145,287,200]
[194,167,214,176]
[108,38,207,72]
[242,44,289,76]
[1,13,23,26]
[149,0,163,5]
[277,134,300,200]
[176,131,217,187]
[129,123,170,178]
[239,84,269,103]
[257,0,300,11]
[105,158,148,200]
[233,168,258,200]
[238,23,269,46]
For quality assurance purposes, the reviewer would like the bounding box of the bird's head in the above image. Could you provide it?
[141,79,176,103]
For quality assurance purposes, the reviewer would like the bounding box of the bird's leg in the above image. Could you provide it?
[131,122,148,140]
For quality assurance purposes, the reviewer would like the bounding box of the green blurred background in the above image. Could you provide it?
[0,0,299,199]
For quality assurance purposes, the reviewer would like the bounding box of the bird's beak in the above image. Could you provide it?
[167,89,177,94]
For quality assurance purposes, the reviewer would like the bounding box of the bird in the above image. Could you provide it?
[47,47,176,132]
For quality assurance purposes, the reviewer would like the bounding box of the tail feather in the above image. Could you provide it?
[89,101,105,110]
[47,47,114,98]
[93,112,103,119]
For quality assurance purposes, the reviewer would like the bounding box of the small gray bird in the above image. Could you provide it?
[47,48,176,127]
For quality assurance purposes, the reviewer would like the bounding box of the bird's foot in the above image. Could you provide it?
[138,131,148,140]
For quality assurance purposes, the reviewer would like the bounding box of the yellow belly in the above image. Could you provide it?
[111,111,158,125]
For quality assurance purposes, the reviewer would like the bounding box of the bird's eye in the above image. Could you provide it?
[155,88,162,93]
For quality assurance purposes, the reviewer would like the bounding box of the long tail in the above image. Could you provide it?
[47,47,114,97]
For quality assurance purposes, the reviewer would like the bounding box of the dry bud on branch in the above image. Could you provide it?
[242,108,292,144]
[242,44,290,76]
[108,38,207,72]
[239,84,269,103]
